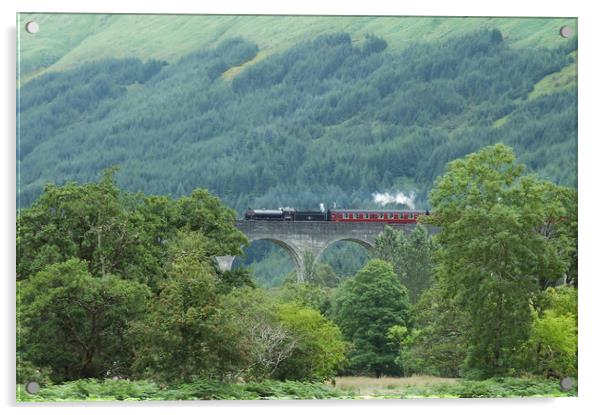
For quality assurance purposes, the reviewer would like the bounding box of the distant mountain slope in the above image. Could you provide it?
[18,14,576,82]
[18,29,577,211]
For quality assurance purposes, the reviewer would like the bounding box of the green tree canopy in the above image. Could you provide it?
[426,143,575,377]
[373,225,435,302]
[519,286,577,378]
[16,168,151,282]
[333,259,411,376]
[19,259,149,382]
[274,303,347,381]
[17,169,248,290]
[18,172,250,382]
[398,283,468,377]
[129,231,237,382]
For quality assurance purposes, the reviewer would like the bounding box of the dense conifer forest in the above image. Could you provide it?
[18,29,577,212]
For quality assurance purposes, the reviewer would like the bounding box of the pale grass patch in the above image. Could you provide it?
[334,375,458,396]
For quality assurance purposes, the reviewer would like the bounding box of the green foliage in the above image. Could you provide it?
[302,250,317,283]
[398,377,576,398]
[17,168,152,283]
[18,59,165,161]
[373,225,435,302]
[16,376,576,401]
[518,286,578,378]
[427,144,576,377]
[539,285,578,317]
[333,259,411,376]
[275,281,333,315]
[303,250,343,288]
[129,231,236,382]
[275,303,347,381]
[237,240,295,288]
[17,378,343,401]
[548,187,578,287]
[216,287,298,381]
[529,312,577,377]
[16,353,51,386]
[217,267,256,294]
[319,242,371,280]
[242,241,367,288]
[19,259,149,382]
[17,174,250,383]
[16,173,352,386]
[176,189,248,257]
[399,284,468,377]
[312,263,342,288]
[17,169,247,290]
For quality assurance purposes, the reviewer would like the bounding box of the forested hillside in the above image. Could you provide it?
[18,28,577,213]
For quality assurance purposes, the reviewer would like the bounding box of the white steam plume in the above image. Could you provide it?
[372,191,416,209]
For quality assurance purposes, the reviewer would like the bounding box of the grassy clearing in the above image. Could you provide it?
[529,52,577,100]
[335,375,458,396]
[222,50,269,81]
[493,114,511,129]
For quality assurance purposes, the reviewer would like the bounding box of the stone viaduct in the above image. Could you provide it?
[216,220,439,282]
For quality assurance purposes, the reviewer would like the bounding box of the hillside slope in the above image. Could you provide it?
[18,14,576,82]
[18,28,577,212]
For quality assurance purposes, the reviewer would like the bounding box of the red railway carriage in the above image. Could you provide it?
[329,209,428,224]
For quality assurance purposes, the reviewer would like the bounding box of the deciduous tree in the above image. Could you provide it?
[333,259,411,376]
[426,144,574,377]
[373,225,435,302]
[19,259,149,382]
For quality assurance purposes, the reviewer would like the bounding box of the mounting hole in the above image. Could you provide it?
[25,21,39,34]
[559,377,573,391]
[559,26,573,38]
[25,381,40,394]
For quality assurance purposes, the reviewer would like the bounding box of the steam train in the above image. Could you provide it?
[244,207,429,224]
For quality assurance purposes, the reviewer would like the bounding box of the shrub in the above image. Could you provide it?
[274,303,347,381]
[17,379,344,401]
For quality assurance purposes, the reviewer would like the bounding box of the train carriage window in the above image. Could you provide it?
[343,213,349,219]
[408,213,414,219]
[363,213,369,219]
[378,213,384,219]
[353,213,359,219]
[387,213,393,219]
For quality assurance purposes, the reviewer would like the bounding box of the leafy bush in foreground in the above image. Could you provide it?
[399,377,577,398]
[17,379,344,402]
[17,377,575,401]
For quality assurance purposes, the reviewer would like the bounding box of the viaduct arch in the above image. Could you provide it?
[216,221,439,282]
